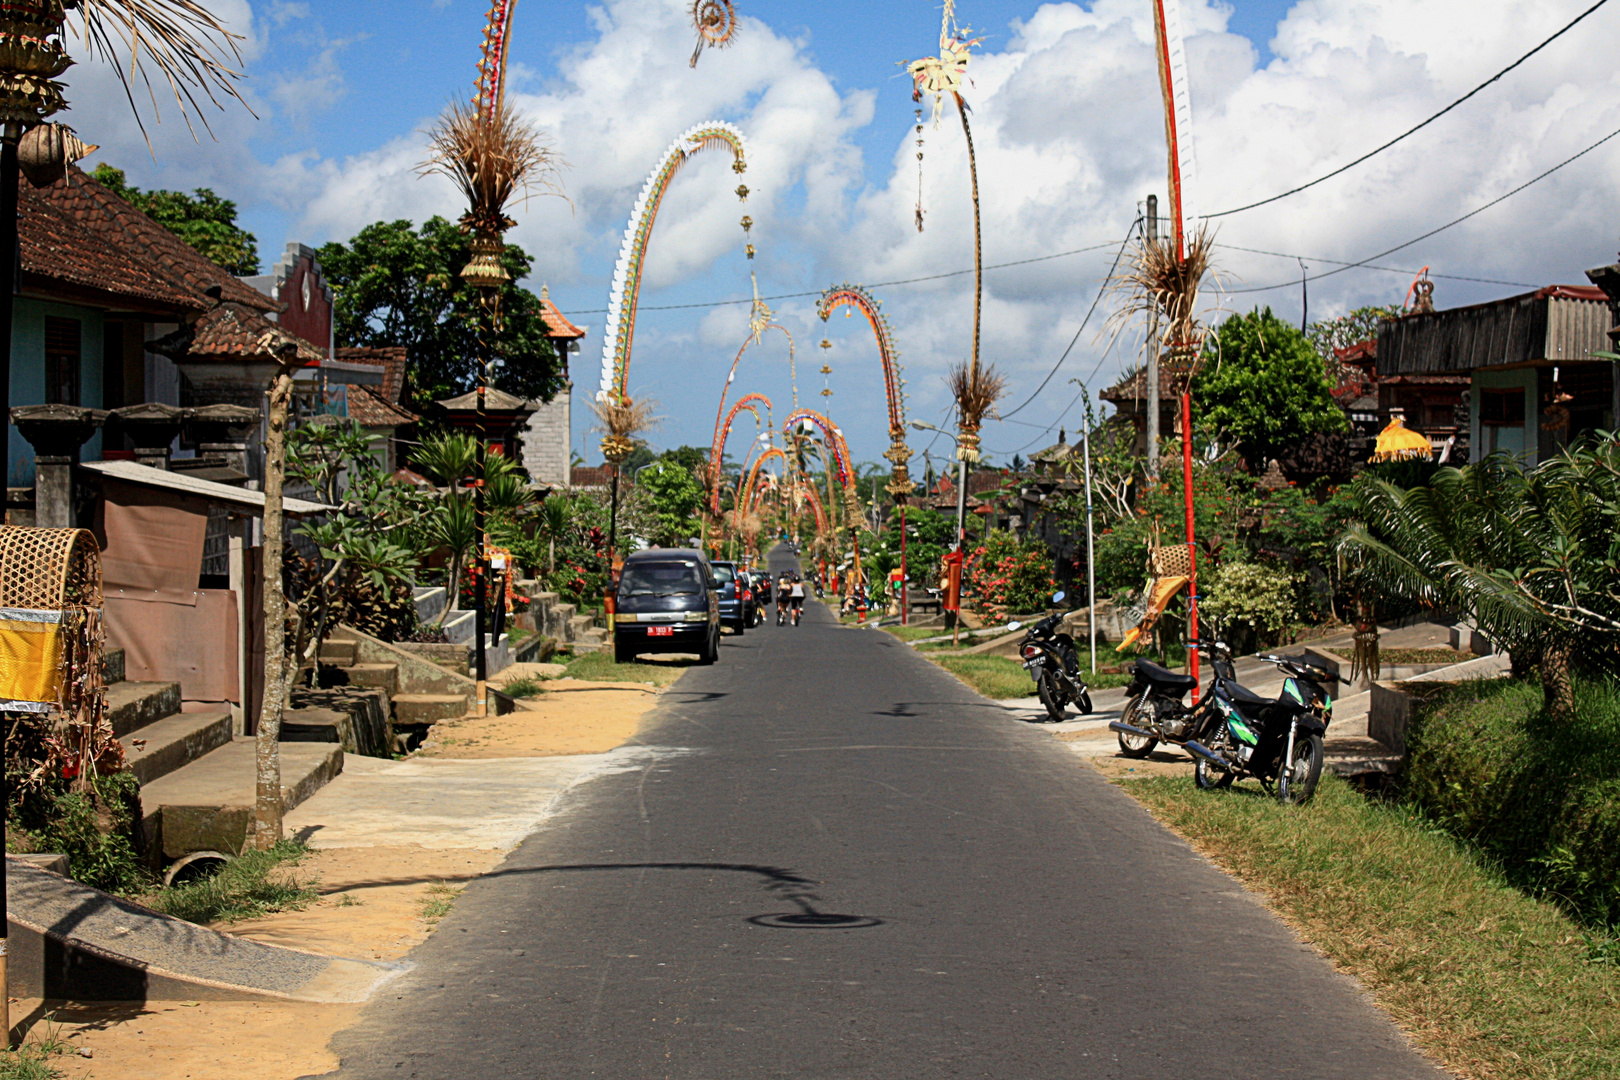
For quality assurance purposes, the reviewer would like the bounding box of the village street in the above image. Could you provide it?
[321,550,1439,1080]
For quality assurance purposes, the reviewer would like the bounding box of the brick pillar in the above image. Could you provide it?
[10,405,106,528]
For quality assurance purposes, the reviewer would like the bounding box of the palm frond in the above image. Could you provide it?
[589,395,659,443]
[421,99,566,236]
[69,0,254,142]
[1106,225,1221,355]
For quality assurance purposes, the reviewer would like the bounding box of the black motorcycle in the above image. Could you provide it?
[1110,640,1334,804]
[1007,592,1093,722]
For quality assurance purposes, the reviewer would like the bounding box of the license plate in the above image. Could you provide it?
[647,626,674,637]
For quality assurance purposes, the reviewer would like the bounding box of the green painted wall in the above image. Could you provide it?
[6,299,105,487]
[1469,368,1537,466]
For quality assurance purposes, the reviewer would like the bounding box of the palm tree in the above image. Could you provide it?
[1336,438,1620,721]
[423,491,478,623]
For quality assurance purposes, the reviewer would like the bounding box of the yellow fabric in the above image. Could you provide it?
[1371,418,1433,462]
[0,611,64,708]
[1115,575,1190,653]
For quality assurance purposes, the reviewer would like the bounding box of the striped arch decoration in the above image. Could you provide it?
[738,447,785,518]
[1151,0,1198,259]
[783,409,852,486]
[816,282,913,501]
[711,392,772,514]
[598,121,749,404]
[797,475,830,537]
[473,0,518,120]
[711,323,795,470]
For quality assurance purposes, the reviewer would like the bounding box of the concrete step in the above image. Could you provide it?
[139,739,344,859]
[343,662,399,697]
[108,681,182,739]
[546,602,578,640]
[103,647,125,686]
[413,585,447,626]
[122,710,234,786]
[442,608,476,644]
[392,692,470,726]
[319,638,359,665]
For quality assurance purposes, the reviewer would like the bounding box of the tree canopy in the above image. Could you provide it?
[1194,306,1347,469]
[639,460,705,547]
[316,218,566,410]
[92,163,259,275]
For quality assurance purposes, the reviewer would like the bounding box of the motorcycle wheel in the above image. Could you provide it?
[1037,670,1067,723]
[1276,733,1324,805]
[1194,752,1235,790]
[1075,689,1093,715]
[1115,698,1159,758]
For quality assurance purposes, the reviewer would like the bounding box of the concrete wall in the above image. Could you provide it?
[6,299,105,487]
[523,389,571,487]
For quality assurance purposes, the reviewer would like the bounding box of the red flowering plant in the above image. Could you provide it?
[965,530,1057,617]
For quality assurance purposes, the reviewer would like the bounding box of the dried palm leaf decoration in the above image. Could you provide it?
[947,360,1004,463]
[590,395,658,465]
[690,0,739,68]
[1107,225,1218,388]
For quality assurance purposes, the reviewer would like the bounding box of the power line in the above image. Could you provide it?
[1213,243,1538,288]
[1222,122,1620,296]
[1203,0,1613,218]
[555,239,1122,317]
[998,218,1140,420]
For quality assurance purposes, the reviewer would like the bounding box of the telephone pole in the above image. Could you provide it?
[1145,194,1161,476]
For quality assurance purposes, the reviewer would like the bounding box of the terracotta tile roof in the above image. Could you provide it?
[570,465,630,488]
[18,184,197,312]
[348,385,417,428]
[335,346,409,404]
[539,285,585,339]
[35,166,277,314]
[147,300,325,365]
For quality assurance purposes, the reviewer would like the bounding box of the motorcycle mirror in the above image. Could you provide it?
[1006,621,1023,632]
[1051,591,1066,605]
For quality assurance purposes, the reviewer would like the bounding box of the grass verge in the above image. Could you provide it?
[500,675,545,698]
[929,655,1036,699]
[565,651,689,686]
[1125,773,1620,1079]
[0,1022,72,1080]
[420,881,463,929]
[140,841,316,925]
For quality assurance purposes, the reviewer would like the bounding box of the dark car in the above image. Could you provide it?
[613,549,719,665]
[710,560,754,635]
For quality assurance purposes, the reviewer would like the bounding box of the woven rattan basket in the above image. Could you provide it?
[1150,543,1193,579]
[0,527,102,610]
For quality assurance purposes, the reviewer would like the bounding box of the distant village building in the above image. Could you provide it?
[521,286,585,488]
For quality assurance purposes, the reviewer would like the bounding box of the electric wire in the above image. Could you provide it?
[1222,122,1620,295]
[556,239,1123,317]
[1202,0,1613,218]
[1213,243,1538,288]
[997,217,1141,420]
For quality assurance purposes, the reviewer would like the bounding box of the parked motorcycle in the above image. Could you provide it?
[1109,640,1334,804]
[1007,593,1093,722]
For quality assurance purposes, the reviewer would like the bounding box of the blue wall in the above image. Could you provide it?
[6,299,105,488]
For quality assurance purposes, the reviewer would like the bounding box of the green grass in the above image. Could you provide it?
[420,881,462,927]
[1127,774,1620,1080]
[565,651,689,686]
[140,841,317,925]
[1381,647,1470,665]
[881,625,944,642]
[929,655,1038,699]
[499,676,545,698]
[0,1021,72,1080]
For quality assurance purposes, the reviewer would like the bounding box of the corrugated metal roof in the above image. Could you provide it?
[1377,286,1614,375]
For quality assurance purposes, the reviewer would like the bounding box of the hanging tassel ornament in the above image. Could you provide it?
[914,108,926,232]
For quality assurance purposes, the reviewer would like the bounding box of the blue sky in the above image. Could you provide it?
[77,0,1620,468]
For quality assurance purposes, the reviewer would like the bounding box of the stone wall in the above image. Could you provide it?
[523,390,571,488]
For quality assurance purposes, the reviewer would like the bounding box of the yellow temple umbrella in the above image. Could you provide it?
[1370,417,1433,463]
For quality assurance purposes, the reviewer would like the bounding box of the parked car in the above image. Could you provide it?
[613,548,719,665]
[710,560,754,635]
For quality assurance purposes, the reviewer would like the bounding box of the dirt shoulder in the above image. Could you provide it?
[13,677,670,1080]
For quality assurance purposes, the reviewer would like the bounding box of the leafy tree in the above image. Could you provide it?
[640,460,705,547]
[967,530,1057,616]
[659,445,708,473]
[1307,304,1402,377]
[92,163,259,274]
[1194,307,1347,469]
[1337,438,1620,721]
[316,217,565,409]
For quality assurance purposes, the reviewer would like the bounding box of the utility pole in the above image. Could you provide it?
[1145,194,1161,476]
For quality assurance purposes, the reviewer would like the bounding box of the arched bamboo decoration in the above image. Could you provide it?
[817,283,913,501]
[597,121,749,405]
[710,392,772,513]
[711,323,795,468]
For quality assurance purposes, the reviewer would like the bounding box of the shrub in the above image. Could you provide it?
[1404,676,1620,928]
[966,531,1055,616]
[6,771,146,894]
[1199,561,1300,647]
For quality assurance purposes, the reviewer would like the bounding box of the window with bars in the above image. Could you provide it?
[1480,388,1525,427]
[44,317,80,406]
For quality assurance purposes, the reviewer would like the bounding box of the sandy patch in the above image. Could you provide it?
[10,999,358,1080]
[418,678,662,757]
[217,844,504,961]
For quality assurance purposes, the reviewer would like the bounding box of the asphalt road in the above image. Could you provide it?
[324,547,1441,1079]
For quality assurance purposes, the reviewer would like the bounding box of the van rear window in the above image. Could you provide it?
[620,561,705,596]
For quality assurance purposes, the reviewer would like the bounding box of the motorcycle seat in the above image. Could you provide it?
[1133,659,1197,692]
[1225,682,1273,709]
